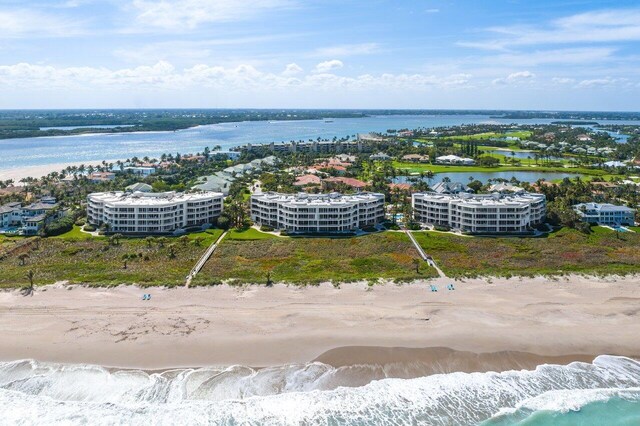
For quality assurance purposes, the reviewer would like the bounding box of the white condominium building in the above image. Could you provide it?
[251,192,385,233]
[412,192,546,233]
[87,191,223,234]
[573,203,635,226]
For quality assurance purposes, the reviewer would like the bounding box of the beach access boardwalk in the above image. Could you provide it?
[404,229,447,278]
[185,230,228,287]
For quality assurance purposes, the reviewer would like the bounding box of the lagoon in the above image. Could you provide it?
[2,114,639,175]
[393,170,582,186]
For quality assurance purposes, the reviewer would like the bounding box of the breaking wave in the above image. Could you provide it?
[0,355,638,425]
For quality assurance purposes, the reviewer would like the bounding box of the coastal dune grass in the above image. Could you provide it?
[413,227,640,278]
[193,232,437,285]
[0,229,224,287]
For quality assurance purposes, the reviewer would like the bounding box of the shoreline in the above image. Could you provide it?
[0,275,638,370]
[0,159,120,182]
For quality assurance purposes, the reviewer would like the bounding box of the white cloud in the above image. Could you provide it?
[577,77,618,88]
[552,77,576,85]
[314,59,344,73]
[492,71,535,85]
[310,43,380,57]
[0,9,85,38]
[0,61,474,92]
[460,8,640,50]
[131,0,292,30]
[282,63,303,76]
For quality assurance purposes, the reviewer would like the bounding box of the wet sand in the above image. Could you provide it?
[0,275,638,371]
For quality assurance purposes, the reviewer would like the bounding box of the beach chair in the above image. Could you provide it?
[447,284,455,291]
[430,285,438,292]
[147,294,151,300]
[142,294,148,300]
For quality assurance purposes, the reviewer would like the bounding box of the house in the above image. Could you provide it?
[401,154,430,163]
[603,161,627,168]
[89,172,116,182]
[370,152,391,161]
[182,155,206,163]
[125,182,153,193]
[294,174,322,187]
[0,202,22,228]
[435,155,475,165]
[431,181,471,194]
[123,166,156,176]
[0,199,63,235]
[322,177,368,191]
[573,203,635,226]
[577,134,592,142]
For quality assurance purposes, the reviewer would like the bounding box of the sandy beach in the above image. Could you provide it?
[0,160,118,182]
[0,275,638,371]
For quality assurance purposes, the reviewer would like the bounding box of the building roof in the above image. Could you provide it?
[402,154,429,161]
[489,183,524,193]
[88,191,223,207]
[573,203,635,213]
[253,191,384,207]
[23,202,58,211]
[323,177,368,188]
[294,174,322,186]
[431,181,471,194]
[125,183,153,192]
[414,191,545,208]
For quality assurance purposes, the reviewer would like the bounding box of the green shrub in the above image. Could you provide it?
[260,225,274,232]
[44,216,75,237]
[84,224,97,232]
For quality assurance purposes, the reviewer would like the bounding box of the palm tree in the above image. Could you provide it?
[266,271,273,287]
[412,258,421,274]
[18,253,29,266]
[21,270,35,296]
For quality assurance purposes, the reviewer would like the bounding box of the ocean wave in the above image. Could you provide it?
[0,355,638,425]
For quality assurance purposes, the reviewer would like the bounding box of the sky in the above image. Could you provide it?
[0,0,639,110]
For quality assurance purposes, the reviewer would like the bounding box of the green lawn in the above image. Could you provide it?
[226,228,278,240]
[443,131,533,141]
[53,225,100,240]
[185,228,225,245]
[412,227,640,278]
[392,161,606,176]
[193,231,437,285]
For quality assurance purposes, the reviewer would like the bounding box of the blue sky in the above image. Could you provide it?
[0,0,639,110]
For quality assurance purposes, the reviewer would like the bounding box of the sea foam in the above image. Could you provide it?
[0,355,638,425]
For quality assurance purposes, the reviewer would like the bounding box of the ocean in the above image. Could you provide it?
[0,355,638,425]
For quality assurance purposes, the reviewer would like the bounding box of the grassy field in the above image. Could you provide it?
[193,231,438,285]
[226,228,277,240]
[412,227,640,278]
[0,230,223,288]
[442,131,533,141]
[391,161,604,176]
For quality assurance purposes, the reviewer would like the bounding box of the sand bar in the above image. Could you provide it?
[0,275,638,370]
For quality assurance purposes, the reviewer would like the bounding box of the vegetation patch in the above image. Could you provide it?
[0,234,214,288]
[193,232,437,285]
[412,228,640,278]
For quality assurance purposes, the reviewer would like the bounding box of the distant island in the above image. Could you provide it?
[2,109,639,140]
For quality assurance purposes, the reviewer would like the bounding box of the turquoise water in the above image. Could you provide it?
[483,392,640,426]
